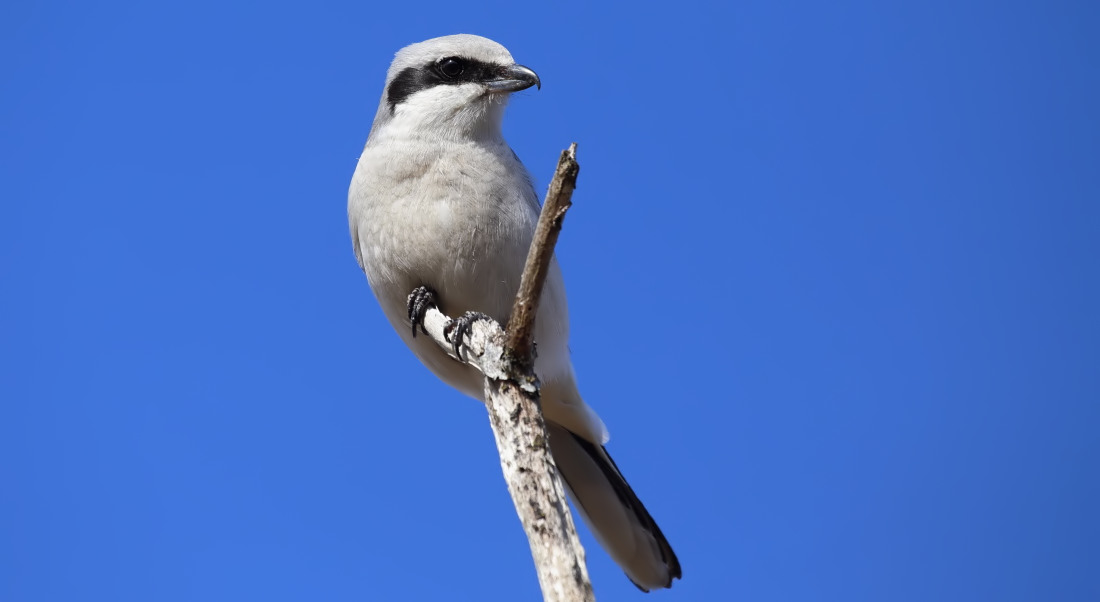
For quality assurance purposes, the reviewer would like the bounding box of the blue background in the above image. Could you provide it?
[2,1,1098,600]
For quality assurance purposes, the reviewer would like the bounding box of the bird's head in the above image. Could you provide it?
[367,34,540,142]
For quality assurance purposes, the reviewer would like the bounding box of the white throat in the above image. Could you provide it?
[372,84,509,144]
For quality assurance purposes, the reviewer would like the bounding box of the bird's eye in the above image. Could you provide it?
[438,57,466,79]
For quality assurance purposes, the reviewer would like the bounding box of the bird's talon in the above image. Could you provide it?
[406,286,438,338]
[444,311,493,359]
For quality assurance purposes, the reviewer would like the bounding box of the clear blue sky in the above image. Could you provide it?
[2,1,1097,601]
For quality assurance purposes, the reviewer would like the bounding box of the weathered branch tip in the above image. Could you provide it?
[505,143,582,362]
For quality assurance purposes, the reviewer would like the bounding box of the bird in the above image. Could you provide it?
[347,34,680,591]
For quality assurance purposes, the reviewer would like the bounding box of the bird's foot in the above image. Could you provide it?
[406,286,438,338]
[444,311,494,359]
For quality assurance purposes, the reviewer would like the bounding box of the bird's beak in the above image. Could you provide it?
[485,64,541,93]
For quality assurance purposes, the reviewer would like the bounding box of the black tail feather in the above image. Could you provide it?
[565,431,682,587]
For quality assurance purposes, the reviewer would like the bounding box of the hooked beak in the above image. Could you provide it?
[485,64,541,93]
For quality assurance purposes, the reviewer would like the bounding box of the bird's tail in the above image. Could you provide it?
[546,422,681,591]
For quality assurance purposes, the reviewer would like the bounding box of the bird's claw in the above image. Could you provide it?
[444,311,493,359]
[407,286,438,338]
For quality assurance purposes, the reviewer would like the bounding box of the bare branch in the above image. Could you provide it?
[505,143,580,364]
[411,144,595,602]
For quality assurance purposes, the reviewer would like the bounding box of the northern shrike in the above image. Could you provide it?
[347,34,680,591]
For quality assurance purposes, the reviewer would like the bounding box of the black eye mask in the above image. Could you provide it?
[386,56,511,114]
